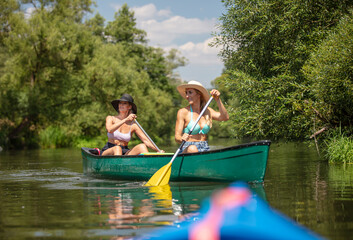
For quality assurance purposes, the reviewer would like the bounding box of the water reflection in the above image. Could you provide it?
[264,142,353,240]
[107,196,154,229]
[1,143,352,239]
[148,185,173,216]
[82,180,266,239]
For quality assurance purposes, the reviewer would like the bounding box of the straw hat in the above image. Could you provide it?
[177,80,210,102]
[111,93,137,114]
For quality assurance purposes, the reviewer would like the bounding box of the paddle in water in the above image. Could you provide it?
[145,96,214,186]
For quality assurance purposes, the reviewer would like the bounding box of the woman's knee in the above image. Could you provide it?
[137,143,148,152]
[102,145,122,156]
[127,143,148,155]
[113,146,122,155]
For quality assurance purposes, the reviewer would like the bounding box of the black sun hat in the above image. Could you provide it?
[111,93,137,114]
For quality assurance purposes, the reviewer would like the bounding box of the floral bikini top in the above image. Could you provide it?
[183,106,211,135]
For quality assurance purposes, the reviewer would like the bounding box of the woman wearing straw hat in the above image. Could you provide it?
[175,81,229,153]
[101,93,164,156]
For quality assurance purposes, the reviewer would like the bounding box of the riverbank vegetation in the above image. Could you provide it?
[1,1,353,163]
[213,0,353,163]
[325,128,353,164]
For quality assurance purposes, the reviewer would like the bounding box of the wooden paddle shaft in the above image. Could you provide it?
[134,120,161,152]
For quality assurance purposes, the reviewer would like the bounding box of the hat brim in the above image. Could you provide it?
[111,100,137,114]
[177,84,210,102]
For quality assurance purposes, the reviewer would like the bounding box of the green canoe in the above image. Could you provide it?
[81,140,271,182]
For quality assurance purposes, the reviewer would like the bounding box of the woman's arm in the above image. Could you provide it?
[175,108,188,144]
[209,89,229,121]
[106,114,136,133]
[133,124,163,152]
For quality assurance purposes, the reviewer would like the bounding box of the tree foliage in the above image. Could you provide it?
[214,0,353,140]
[0,1,184,149]
[105,4,146,44]
[303,12,353,133]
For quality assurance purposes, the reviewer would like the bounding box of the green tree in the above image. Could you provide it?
[84,4,184,142]
[0,1,185,149]
[103,5,185,94]
[105,3,146,44]
[303,12,353,134]
[0,0,19,45]
[165,48,188,85]
[85,13,105,38]
[214,0,353,140]
[0,0,97,148]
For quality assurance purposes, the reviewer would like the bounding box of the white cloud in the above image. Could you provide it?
[178,37,222,65]
[132,4,171,20]
[112,3,171,20]
[110,3,219,48]
[138,15,216,45]
[112,3,223,85]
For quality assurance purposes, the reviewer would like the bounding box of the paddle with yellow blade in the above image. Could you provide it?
[145,96,214,186]
[135,119,161,152]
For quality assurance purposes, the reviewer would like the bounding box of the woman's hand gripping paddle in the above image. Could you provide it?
[145,96,214,187]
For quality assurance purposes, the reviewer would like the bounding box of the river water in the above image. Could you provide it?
[0,140,352,239]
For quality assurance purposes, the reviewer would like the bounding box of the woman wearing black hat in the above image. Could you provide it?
[101,93,164,156]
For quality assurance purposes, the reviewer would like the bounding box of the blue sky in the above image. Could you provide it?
[92,0,226,88]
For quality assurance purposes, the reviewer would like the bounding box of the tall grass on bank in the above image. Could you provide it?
[73,136,106,149]
[39,126,72,148]
[325,131,353,164]
[40,126,107,149]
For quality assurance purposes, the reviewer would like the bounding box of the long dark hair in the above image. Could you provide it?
[195,89,212,127]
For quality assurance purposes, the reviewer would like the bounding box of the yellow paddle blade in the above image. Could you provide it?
[144,162,172,187]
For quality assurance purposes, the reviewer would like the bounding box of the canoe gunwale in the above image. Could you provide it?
[81,140,271,159]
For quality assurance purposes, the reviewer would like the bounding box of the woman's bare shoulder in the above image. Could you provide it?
[178,106,190,113]
[177,107,189,118]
